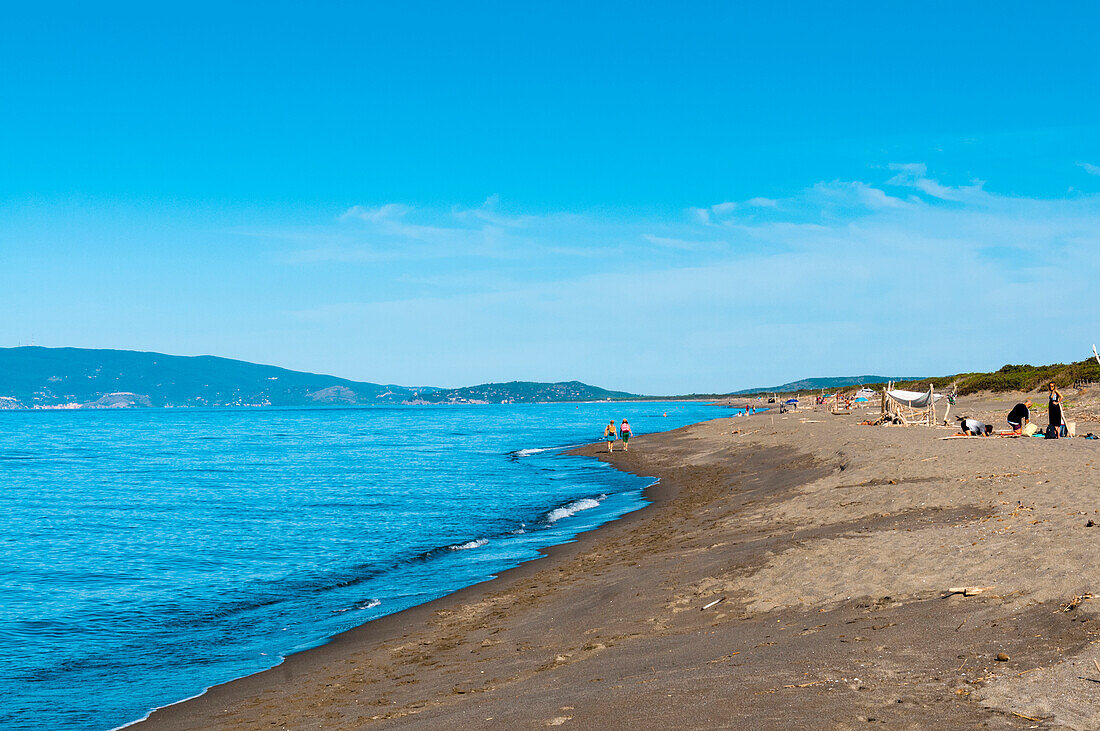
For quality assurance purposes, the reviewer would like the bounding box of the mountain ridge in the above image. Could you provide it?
[730,375,925,395]
[0,347,636,408]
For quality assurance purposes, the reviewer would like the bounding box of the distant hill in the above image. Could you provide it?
[0,347,638,409]
[0,347,435,408]
[412,380,636,404]
[732,375,924,395]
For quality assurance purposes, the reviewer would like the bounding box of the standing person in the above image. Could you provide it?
[1007,399,1032,434]
[1048,383,1066,436]
[604,420,617,453]
[620,419,632,451]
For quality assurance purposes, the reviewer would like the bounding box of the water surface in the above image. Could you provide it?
[0,401,724,729]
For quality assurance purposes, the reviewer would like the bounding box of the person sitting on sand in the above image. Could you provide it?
[620,419,632,451]
[604,420,617,452]
[1007,399,1032,434]
[956,416,992,436]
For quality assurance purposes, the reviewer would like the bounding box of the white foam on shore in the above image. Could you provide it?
[449,538,489,551]
[513,447,554,456]
[546,496,605,524]
[333,598,382,614]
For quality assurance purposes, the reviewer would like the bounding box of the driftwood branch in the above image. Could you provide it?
[945,586,994,597]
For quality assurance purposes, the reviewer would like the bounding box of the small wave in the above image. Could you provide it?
[449,538,488,551]
[512,447,554,457]
[332,598,381,614]
[545,496,605,524]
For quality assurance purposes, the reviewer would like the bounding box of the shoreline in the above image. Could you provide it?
[140,394,1100,728]
[134,421,708,730]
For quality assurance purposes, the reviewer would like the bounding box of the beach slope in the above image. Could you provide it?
[140,394,1100,729]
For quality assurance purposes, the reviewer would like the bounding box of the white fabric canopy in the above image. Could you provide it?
[887,389,943,408]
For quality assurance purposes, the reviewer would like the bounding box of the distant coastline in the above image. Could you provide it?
[0,346,915,410]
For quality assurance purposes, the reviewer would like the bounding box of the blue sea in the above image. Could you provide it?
[0,401,725,730]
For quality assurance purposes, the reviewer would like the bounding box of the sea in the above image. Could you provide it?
[0,401,726,730]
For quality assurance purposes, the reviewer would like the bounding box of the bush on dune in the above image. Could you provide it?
[891,360,1100,396]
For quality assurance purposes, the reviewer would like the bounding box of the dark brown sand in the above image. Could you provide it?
[139,392,1100,729]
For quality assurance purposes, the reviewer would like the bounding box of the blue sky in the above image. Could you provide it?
[3,2,1100,393]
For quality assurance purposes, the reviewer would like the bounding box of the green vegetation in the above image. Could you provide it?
[868,359,1100,397]
[0,346,434,407]
[0,347,639,408]
[6,346,1098,408]
[416,381,635,404]
[729,359,1100,399]
[731,375,922,395]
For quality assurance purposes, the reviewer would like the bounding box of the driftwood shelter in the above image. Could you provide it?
[881,383,943,426]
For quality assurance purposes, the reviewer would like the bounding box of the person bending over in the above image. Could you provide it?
[957,416,992,436]
[1007,399,1032,434]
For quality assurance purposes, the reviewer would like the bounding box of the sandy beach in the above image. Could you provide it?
[139,391,1100,729]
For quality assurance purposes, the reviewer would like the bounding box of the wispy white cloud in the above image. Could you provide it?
[271,166,1100,390]
[886,162,928,177]
[809,180,909,211]
[688,206,711,224]
[1078,161,1100,176]
[340,203,412,222]
[886,163,991,204]
[291,166,1100,280]
[642,234,722,251]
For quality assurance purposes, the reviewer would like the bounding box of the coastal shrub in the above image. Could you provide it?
[892,360,1100,396]
[727,358,1100,398]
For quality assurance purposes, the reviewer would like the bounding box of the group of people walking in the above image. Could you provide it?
[603,419,632,452]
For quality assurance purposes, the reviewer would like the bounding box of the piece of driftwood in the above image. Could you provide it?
[1059,593,1094,612]
[946,586,994,597]
[701,597,726,610]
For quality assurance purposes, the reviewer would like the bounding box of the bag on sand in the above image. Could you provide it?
[1045,424,1059,439]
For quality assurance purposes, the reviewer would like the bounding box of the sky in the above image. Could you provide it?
[3,1,1100,394]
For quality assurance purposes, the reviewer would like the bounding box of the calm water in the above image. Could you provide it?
[0,401,725,730]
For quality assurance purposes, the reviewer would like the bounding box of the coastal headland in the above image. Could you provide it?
[140,392,1100,729]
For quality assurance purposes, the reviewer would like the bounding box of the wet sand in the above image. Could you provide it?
[139,392,1100,729]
